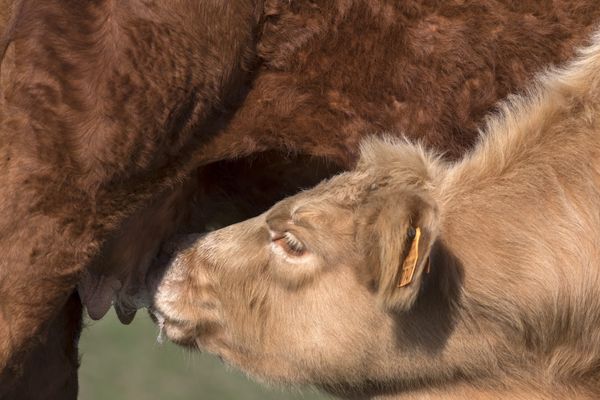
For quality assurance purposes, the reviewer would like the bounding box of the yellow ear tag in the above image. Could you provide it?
[398,227,421,287]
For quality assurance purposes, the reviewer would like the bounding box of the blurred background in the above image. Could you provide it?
[79,310,330,400]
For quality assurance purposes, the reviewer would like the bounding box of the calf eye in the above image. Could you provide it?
[273,231,306,257]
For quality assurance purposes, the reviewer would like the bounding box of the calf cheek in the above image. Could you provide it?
[261,275,383,379]
[215,262,272,350]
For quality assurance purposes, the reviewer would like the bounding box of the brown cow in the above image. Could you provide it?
[3,0,600,398]
[0,0,261,397]
[152,33,600,399]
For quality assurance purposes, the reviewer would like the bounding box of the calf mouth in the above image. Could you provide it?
[149,307,239,373]
[149,308,196,347]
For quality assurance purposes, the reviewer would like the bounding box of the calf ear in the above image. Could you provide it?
[375,194,438,313]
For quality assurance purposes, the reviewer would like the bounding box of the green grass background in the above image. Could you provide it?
[79,310,330,400]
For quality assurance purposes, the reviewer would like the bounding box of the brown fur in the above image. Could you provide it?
[0,0,261,397]
[152,33,600,398]
[3,0,600,398]
[0,0,11,36]
[205,0,600,163]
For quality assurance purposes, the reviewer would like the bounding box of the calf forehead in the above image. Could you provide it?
[292,202,356,231]
[282,170,377,211]
[265,194,356,234]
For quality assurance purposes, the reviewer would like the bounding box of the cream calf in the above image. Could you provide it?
[151,33,600,400]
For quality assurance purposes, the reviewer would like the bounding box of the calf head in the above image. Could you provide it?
[151,139,454,391]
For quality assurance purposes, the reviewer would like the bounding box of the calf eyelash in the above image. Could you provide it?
[283,231,305,254]
[271,230,307,258]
